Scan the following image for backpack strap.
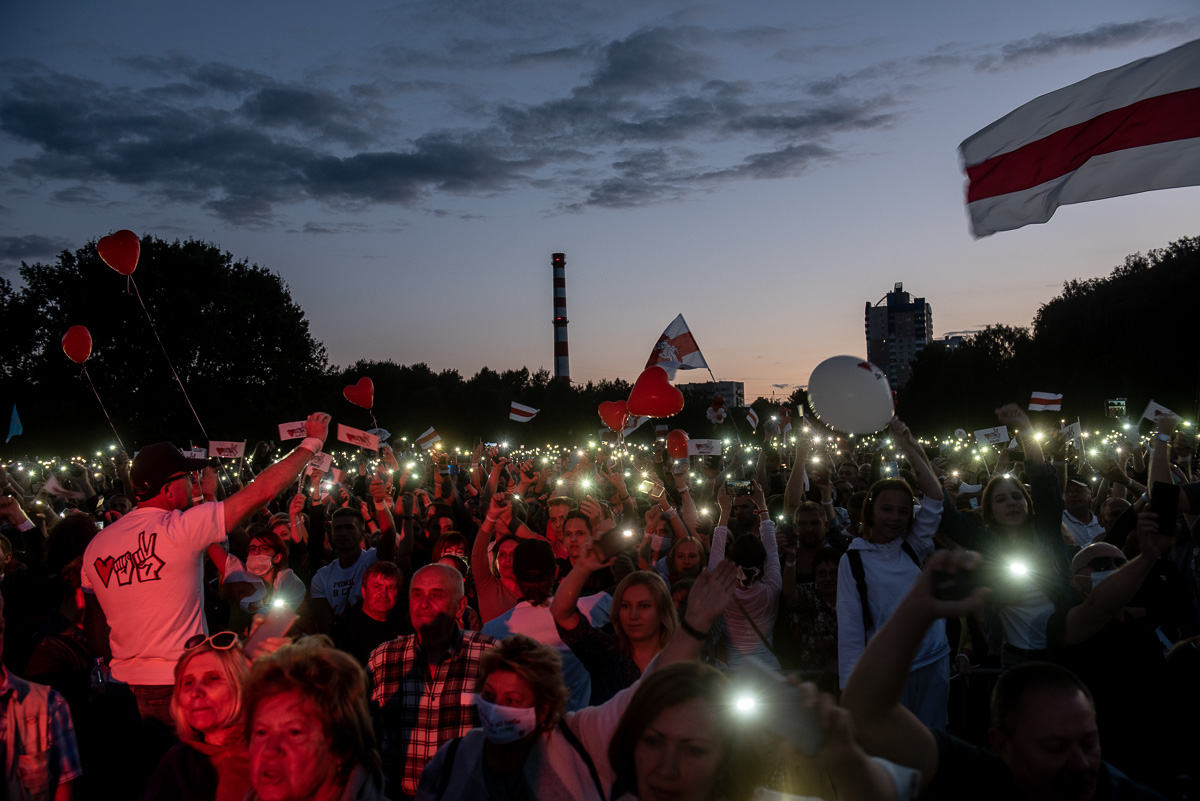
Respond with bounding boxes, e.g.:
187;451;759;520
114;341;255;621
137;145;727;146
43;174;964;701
848;550;874;633
900;541;921;567
435;737;462;801
558;718;606;801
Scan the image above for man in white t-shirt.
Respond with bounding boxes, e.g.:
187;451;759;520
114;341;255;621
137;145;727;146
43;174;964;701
82;412;330;796
310;502;398;634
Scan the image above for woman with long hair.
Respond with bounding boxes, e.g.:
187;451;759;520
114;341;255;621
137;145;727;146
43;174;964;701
939;403;1074;667
607;661;915;801
552;540;679;703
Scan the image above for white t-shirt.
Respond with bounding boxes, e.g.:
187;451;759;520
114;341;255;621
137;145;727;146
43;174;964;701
310;548;379;615
482;593;611;711
81;502;226;685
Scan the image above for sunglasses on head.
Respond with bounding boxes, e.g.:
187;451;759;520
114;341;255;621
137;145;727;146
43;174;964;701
1077;556;1127;574
185;631;239;651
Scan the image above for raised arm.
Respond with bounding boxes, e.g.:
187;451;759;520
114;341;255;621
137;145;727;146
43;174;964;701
996;403;1043;467
222;413;330;533
550;533;613;631
841;549;988;791
784;434;811;515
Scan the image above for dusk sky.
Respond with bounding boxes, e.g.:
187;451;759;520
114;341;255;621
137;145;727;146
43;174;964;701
3;1;1197;403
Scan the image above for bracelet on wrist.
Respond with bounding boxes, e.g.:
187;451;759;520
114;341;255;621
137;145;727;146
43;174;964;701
679;618;710;641
299;437;323;454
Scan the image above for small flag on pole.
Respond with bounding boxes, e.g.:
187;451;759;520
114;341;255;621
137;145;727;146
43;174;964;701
1028;392;1063;412
623;416;650;437
417;427;442;450
779;407;793;436
645;314;709;380
6;405;21;443
509;402;539;423
746;408;759;431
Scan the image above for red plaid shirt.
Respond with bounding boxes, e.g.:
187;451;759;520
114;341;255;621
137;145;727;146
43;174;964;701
367;628;498;797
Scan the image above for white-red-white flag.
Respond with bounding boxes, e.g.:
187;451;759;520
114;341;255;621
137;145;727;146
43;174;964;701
1028;392;1063;412
623;416;650;437
778;406;793;436
960;38;1200;237
509;402;539;423
746;408;759;431
416;427;441;450
645;314;709;380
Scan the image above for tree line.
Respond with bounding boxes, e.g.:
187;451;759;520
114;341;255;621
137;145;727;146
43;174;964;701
1;234;1195;453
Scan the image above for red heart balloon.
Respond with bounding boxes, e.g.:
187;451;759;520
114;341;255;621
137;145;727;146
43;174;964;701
96;230;140;276
666;429;690;460
598;400;629;433
62;325;93;364
343;377;374;410
627;366;684;418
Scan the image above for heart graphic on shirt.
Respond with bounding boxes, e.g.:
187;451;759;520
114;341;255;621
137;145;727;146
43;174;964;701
94;556;116;588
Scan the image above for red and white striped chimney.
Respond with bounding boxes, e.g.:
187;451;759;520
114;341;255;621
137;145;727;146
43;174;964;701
552;252;570;382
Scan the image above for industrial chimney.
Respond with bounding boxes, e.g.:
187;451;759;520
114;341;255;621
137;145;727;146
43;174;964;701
552;252;570;382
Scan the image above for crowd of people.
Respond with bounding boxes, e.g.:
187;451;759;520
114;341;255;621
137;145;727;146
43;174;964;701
0;401;1198;800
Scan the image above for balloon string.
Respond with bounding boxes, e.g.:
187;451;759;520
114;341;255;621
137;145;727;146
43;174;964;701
129;276;209;440
82;366;127;453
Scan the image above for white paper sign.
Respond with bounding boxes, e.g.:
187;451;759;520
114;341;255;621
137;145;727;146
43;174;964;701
278;421;308;440
181;447;207;460
974;426;1010;445
1141;400;1176;422
209;440;246;459
688;439;723;456
337;424;379;451
305;451;333;475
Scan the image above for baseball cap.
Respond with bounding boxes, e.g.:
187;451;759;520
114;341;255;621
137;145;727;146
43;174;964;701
512;539;556;583
131;443;208;501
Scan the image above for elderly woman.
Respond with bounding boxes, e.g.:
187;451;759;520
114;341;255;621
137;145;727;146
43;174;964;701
242;637;385;801
142;632;251;801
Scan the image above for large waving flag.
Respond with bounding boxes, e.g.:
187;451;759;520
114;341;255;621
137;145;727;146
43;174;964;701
6;405;20;443
960;38;1200;237
645;314;709;380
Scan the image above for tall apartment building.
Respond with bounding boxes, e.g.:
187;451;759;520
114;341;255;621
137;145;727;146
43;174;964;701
865;282;933;388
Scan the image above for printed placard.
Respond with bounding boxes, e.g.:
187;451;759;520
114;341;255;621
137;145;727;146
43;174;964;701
181;447;207;460
208;440;246;459
305;451;333;475
688;439;723;456
278;421;308;440
337;424;380;451
974;426;1010;445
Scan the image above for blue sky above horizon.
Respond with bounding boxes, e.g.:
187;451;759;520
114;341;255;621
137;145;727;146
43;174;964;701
2;0;1197;402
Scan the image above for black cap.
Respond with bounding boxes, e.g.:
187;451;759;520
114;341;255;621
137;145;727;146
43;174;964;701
131;443;208;501
512;539;556;583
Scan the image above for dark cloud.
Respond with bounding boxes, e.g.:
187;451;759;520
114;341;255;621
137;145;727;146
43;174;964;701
977;19;1181;71
49;185;107;205
0;234;72;272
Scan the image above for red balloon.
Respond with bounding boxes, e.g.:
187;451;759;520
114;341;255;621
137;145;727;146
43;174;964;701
62;325;93;364
666;429;690;460
598;400;629;433
627;366;684;418
96;230;140;276
343;377;374;410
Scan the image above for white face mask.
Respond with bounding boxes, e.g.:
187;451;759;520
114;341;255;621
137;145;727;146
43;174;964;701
1090;569;1118;588
246;555;275;576
475;695;539;744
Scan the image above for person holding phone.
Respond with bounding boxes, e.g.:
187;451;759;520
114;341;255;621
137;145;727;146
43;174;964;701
938;404;1075;669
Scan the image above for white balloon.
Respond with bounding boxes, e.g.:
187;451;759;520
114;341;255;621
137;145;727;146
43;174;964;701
807;356;894;434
